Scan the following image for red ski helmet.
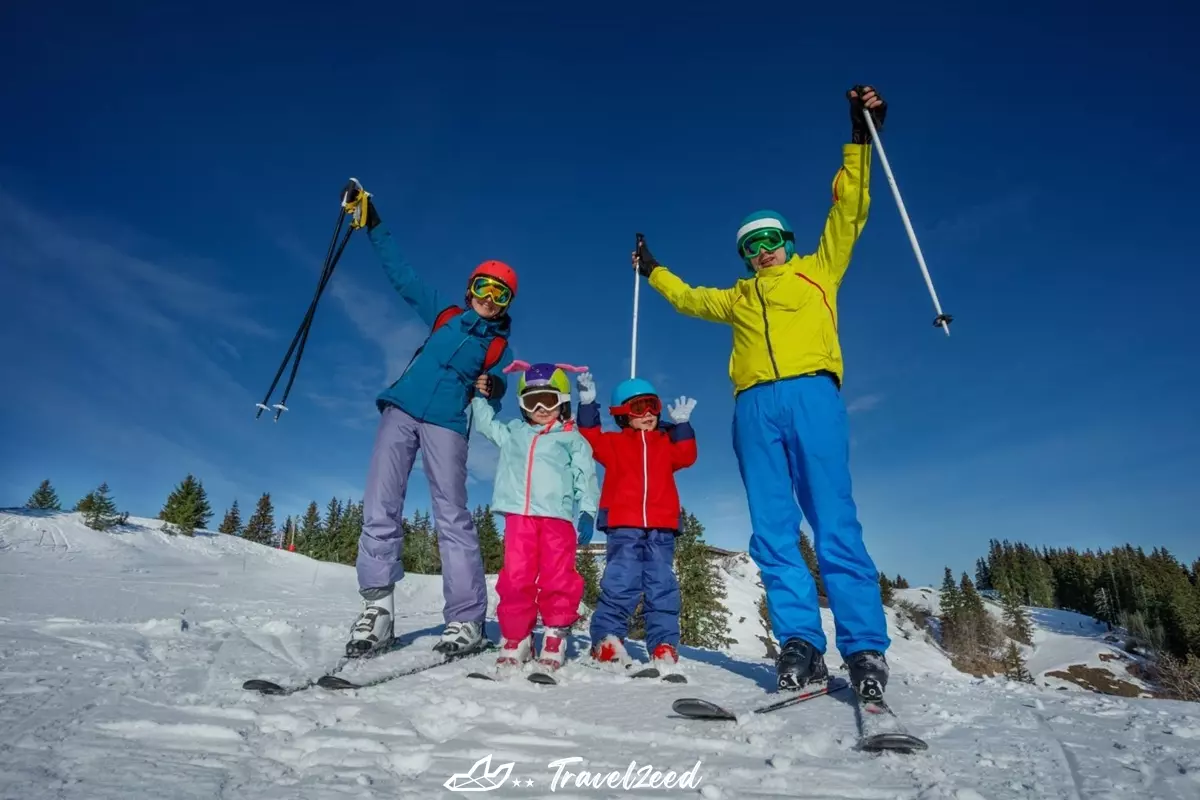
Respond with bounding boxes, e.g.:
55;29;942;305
469;260;518;299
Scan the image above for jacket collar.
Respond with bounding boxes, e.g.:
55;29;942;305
747;254;801;280
458;306;511;337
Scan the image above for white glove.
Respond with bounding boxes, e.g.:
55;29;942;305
577;372;597;404
667;396;696;423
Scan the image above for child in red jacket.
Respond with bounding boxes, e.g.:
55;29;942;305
575;372;697;670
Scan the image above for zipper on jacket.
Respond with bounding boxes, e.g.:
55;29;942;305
523;421;554;515
754;277;781;379
641;430;649;527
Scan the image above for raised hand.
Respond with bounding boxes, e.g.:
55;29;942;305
667;396;696;423
577;371;597;405
847;85;887;144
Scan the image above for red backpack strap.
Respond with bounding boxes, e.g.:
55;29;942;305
482;336;507;372
432;305;465;332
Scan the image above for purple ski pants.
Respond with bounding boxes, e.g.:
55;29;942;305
356;405;487;624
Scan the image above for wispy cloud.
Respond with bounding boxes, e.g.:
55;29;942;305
847;393;884;414
928;187;1038;251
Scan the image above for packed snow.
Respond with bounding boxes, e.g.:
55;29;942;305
1;510;1198;799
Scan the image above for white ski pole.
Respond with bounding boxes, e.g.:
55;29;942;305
631;233;644;378
862;109;953;336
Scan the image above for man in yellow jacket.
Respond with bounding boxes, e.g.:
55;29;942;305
635;86;891;704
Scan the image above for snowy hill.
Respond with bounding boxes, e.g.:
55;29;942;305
2;511;1199;799
893;587;1154;697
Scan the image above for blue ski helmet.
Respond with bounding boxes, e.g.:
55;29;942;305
610;377;659;407
737;209;795;270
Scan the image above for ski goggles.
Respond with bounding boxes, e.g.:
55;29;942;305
609;395;661;418
468;275;513;307
519;389;569;414
737;227;793;258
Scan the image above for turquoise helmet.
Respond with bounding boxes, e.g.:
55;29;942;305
610;378;658;407
737;209;795;270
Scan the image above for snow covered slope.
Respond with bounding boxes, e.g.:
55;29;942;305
894;587;1153;696
2;510;1199;799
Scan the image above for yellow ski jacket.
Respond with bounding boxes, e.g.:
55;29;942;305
648;143;872;394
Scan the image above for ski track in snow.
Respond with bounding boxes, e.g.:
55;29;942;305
1;511;1198;800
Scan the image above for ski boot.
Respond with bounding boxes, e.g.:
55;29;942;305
495;635;533;673
434;620;484;655
537;627;570;672
846;650;889;703
590;635;632;668
775;637;828;691
651;643;679;669
346;593;394;658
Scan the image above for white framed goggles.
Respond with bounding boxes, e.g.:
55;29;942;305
519;389;569;414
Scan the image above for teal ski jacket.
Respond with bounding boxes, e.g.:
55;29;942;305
469;397;599;523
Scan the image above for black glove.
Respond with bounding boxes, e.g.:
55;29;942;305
477;374;502;400
847;85;887;145
634;232;660;278
341;178;382;230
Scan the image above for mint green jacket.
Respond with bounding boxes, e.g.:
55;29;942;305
470;398;599;522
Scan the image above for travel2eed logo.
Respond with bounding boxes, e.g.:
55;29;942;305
443;754;705;792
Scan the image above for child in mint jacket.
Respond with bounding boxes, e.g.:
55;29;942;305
470;360;599;675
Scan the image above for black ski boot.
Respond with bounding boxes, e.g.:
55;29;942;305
775;637;828;691
846;650;889;703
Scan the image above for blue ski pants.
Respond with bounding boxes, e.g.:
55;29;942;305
589;528;680;650
733;374;889;657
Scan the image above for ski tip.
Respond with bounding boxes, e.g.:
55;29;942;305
317;675;359;691
466;672;498;681
856;733;929;755
671;698;736;721
242;679;286;695
661;673;688;684
528;672;557;685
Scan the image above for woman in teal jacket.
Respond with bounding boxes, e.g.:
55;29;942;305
469;361;599;674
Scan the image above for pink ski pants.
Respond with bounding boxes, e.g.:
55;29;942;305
496;514;583;641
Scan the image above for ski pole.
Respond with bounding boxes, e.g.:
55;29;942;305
861;110;953;336
256;180;372;420
631;233;643;378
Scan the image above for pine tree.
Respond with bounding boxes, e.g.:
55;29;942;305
975;557;992;591
1001;583;1034;645
1002;640;1033;683
218;500;243;535
84;482;123;531
675;510;734;649
278;515;295;549
332;500;364;564
879;573;895;607
756;587;778;659
242;493;276;545
403;511;437;574
574;547;601;631
474;505;504;573
940;567;962;623
894;574;911;589
159;474;212;533
164;490;201;536
799;530;826;601
26;479;61;510
297;502;322;553
74;492;97;515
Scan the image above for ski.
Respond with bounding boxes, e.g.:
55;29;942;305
671;677;851;721
854;698;928;754
317;641;497;691
242;637;408;696
528;671;557;685
629;666;688;683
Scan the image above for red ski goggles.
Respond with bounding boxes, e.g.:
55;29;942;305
468;275;513;307
609;395;661;418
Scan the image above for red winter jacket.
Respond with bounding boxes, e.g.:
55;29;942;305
577;402;697;532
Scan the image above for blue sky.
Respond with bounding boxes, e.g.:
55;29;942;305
2;1;1196;585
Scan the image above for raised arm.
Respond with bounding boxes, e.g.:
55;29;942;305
806;86;888;286
633;236;735;324
364;209;444;326
665;396;698;470
576;401;615;467
805;143;872;287
469;396;511;447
